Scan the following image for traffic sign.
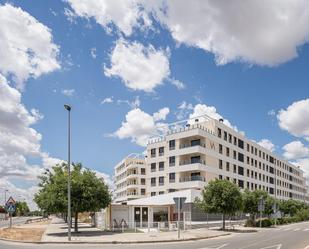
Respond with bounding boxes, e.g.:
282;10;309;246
5;196;16;213
173;197;186;211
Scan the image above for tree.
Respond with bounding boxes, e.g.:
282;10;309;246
279;199;307;217
35;162;111;232
196;179;243;230
14;201;30;216
243;189;273;224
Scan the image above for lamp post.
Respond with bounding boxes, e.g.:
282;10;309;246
4;189;8;219
64;104;71;241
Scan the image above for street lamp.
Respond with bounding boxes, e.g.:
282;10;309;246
4;189;8;219
64;104;71;241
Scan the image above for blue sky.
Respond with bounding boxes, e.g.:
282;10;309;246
0;0;308;209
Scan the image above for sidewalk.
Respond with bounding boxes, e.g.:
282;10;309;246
41;217;230;243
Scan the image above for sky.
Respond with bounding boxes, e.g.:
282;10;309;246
0;0;308;210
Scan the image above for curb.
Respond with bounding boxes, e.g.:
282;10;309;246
0;233;231;245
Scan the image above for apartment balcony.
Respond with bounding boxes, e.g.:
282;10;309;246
179;142;206;149
126;173;139;179
179;175;206;182
179;159;206;166
169;176;206;189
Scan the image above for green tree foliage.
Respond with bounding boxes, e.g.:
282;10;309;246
34;162;111;232
14;201;30;216
243;189;273;223
196;179;243;230
279;199;307;217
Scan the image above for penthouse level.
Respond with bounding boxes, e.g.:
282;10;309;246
146;117;308;202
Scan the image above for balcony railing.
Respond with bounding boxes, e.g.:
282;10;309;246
179;159;206;166
179;143;206;149
179;175;206;182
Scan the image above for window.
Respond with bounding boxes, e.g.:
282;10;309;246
141;189;146;195
219;144;223;154
238;152;244;162
159;147;164;156
151;177;156;186
238;180;244;189
219;175;223;179
226;147;230;157
238;139;244;149
159;191;164;195
233;150;237;159
169;156;175;166
151;163;156;172
141;178;146;185
169;140;175;150
159;162;164;171
234;137;237;145
247;144;250;152
219;159;223;169
159;176;164;186
141;168;146;175
191;156;201;164
269;166;274;174
191;139;201;146
238;166;244;176
226;162;230;171
217;128;222;138
151;192;156;196
233;164;237;173
224;131;227;141
151;148;156;158
169;173;175;183
228;134;232;143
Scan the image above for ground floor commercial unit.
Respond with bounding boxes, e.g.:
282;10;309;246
98;189;228;230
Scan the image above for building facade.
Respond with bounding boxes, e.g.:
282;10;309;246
114;154;147;203
146;117;308;202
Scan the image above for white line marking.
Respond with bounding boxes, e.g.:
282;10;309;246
303;228;309;231
198;244;229;249
260;244;282;249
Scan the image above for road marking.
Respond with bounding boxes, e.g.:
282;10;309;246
260;244;282;249
294;228;301;231
303;228;309;231
198;244;228;249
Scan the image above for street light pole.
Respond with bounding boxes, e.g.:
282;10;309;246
64;104;72;241
4;189;8;219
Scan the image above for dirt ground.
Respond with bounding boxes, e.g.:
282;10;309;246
0;219;50;242
0;227;45;241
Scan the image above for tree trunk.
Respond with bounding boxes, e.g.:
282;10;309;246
74;211;78;232
222;213;226;230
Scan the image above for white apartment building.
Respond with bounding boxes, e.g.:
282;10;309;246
114;154;147;203
146;116;308;202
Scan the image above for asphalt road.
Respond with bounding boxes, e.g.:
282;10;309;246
0;217;36;228
1;221;309;249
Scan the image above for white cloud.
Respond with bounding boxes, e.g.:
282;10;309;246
90;47;97;59
0;4;60;89
117;96;141;109
67;1;309;66
282;140;309;160
146;0;309;66
66;0;151;36
169;78;185;90
277;99;309;140
104;39;170;92
113;107;169;146
189;103;236;130
175;101;194;120
101;96;113;104
257;139;275;152
61;88;75;97
153;107;169;122
268;109;276;117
